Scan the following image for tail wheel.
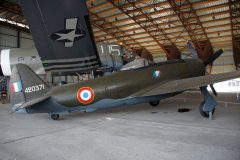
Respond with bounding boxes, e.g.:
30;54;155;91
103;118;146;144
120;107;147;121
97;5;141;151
199;101;215;118
51;114;60;120
149;100;160;107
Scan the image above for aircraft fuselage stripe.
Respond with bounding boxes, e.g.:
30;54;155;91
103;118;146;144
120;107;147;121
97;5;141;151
42;56;97;63
44;61;99;70
43;58;99;66
45;65;99;72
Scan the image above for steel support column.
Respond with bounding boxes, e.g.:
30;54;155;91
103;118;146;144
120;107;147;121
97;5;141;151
17;30;20;48
229;0;240;70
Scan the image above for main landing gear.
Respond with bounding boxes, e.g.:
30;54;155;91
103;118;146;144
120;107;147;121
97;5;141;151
149;100;160;107
51;114;60;120
199;86;217;119
199;101;215;118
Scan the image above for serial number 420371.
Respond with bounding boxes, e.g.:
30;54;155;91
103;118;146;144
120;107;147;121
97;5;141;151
25;84;45;93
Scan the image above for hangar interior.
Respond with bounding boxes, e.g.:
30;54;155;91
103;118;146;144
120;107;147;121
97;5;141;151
0;0;240;160
0;0;240;72
0;0;239;95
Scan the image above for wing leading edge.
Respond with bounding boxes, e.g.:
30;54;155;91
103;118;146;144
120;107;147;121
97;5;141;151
132;71;240;97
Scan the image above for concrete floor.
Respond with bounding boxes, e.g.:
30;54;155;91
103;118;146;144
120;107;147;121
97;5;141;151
0;92;240;160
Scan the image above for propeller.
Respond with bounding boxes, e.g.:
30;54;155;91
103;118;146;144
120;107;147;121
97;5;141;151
204;49;224;66
141;49;154;63
209;84;217;96
204;49;224;96
187;41;222;97
204;49;224;97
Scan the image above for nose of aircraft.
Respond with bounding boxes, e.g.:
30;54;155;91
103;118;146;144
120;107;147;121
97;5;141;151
0;49;11;76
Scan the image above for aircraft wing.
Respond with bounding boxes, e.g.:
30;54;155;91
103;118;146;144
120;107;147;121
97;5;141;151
132;71;240;97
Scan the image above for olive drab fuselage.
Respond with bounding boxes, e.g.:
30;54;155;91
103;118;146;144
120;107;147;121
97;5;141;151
50;59;205;107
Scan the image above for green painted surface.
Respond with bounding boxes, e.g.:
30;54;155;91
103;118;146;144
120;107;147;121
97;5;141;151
51;59;205;107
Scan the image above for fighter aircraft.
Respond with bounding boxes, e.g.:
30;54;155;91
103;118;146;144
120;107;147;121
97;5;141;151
7;0;240;120
10;48;240;120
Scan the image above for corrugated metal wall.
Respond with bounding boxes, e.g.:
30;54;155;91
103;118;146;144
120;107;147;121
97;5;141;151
212;50;235;74
20;32;34;48
0;26;34;50
0;27;18;49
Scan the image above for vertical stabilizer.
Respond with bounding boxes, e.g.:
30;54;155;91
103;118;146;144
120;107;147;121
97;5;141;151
19;0;100;74
10;64;50;111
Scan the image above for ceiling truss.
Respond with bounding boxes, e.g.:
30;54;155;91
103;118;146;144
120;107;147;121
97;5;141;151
108;0;181;59
90;11;144;51
0;0;236;61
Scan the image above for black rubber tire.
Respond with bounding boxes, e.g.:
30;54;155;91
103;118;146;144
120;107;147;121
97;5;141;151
199;101;215;118
149;100;160;107
51;114;60;120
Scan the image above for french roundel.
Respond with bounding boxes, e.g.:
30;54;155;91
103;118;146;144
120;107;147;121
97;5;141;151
77;87;95;104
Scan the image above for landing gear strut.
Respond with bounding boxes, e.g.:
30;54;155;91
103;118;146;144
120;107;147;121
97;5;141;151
199;101;215;118
199;87;217;119
149;100;160;107
51;114;60;120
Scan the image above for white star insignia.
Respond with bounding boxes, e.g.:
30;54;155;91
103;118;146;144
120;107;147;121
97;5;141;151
56;30;84;42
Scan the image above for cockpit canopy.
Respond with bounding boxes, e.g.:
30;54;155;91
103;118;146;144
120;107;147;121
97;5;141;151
120;58;149;71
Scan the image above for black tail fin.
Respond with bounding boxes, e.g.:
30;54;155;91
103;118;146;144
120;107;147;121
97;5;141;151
204;49;224;66
10;64;50;111
19;0;100;74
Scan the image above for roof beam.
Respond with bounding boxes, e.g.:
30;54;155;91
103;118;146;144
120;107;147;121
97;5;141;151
94;22;232;42
0;0;23;16
90;11;144;52
90;0;221;20
94;2;228;27
93;9;231;36
95;22;231;42
103;35;232;48
107;0;181;59
0;20;29;33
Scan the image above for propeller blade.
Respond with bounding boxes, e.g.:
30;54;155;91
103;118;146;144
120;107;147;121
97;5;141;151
204;49;224;66
141;49;153;62
210;84;217;96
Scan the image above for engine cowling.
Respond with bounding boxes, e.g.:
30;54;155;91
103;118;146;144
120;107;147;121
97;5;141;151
0;48;45;76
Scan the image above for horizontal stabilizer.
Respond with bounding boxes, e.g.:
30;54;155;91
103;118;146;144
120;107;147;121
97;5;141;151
14;96;50;111
10;64;50;111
